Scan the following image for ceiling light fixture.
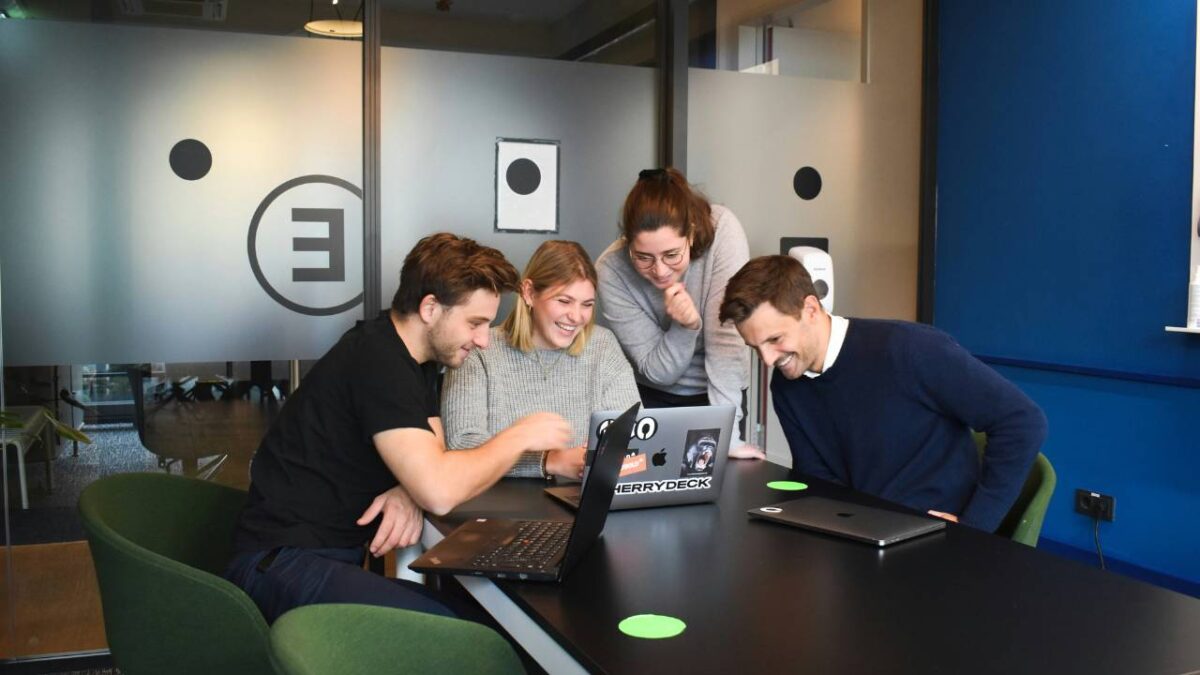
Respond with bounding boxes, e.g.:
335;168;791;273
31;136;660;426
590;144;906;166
304;0;363;39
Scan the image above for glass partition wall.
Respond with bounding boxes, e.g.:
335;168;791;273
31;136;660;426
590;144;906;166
0;0;662;667
0;6;361;665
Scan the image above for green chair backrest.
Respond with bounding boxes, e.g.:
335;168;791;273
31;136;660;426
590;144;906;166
972;432;1057;546
269;603;525;675
78;472;272;675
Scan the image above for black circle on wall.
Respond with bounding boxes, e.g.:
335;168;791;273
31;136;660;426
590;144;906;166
793;166;822;200
506;158;542;195
169;139;212;181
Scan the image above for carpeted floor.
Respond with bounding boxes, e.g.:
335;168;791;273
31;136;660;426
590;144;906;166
4;427;161;545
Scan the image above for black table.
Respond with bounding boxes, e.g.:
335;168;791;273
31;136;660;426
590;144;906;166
420;460;1200;675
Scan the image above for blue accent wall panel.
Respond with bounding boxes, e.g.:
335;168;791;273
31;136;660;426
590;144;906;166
936;0;1198;379
936;1;1200;586
995;366;1200;584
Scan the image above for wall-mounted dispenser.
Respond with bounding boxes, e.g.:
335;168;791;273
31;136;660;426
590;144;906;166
779;237;833;313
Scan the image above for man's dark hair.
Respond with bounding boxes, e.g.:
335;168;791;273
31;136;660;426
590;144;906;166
391;233;519;315
718;255;819;325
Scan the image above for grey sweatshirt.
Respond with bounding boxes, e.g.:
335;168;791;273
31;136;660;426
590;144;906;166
595;204;751;445
441;326;641;478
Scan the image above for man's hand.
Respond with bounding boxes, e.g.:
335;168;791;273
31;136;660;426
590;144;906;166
728;443;766;460
501;412;573;453
545;446;586;480
357;484;423;558
928;510;959;523
663;283;701;330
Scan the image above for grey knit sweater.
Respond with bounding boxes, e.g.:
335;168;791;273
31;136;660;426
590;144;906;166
595;204;751;445
441;326;641;478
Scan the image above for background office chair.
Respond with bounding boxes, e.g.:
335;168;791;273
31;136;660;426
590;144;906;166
269;603;525;675
79;472;272;675
973;431;1057;546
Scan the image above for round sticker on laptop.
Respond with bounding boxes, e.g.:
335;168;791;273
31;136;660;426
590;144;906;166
619;614;686;639
767;481;808;491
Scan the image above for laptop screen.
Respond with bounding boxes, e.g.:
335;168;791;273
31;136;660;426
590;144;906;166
559;402;639;572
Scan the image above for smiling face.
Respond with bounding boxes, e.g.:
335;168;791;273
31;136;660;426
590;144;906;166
428;288;500;368
524;278;595;350
734;298;826;380
628;226;691;289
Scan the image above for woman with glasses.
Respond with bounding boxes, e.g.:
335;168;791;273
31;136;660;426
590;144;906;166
442;240;640;480
596;168;764;459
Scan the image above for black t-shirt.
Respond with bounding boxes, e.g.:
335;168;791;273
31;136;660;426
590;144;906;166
232;312;440;552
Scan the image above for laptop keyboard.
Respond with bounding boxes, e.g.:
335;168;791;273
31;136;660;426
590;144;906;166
470;520;572;570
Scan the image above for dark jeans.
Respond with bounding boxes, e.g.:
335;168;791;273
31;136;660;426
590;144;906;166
224;546;461;624
638;384;748;439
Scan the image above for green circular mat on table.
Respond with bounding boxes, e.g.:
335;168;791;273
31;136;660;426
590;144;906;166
766;480;808;491
618;614;687;639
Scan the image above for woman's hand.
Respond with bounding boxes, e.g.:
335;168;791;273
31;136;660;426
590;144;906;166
728;443;766;460
663;283;702;330
545;446;587;481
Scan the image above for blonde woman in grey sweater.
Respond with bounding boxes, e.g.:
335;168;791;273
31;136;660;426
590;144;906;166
442;240;641;480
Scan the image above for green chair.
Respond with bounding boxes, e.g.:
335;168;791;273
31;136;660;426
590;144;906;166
973;431;1056;546
269;603;525;675
79;472;272;675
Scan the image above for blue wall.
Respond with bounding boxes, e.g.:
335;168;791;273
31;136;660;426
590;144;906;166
935;1;1200;585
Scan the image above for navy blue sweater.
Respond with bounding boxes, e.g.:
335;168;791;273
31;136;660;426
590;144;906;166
771;319;1047;531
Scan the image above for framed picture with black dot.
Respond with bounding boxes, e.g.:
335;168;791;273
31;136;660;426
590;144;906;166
495;138;560;233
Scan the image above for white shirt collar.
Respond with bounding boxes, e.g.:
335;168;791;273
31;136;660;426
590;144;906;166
804;315;848;378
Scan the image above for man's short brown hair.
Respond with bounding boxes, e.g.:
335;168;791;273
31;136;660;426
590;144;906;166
391;233;519;315
719;255;819;325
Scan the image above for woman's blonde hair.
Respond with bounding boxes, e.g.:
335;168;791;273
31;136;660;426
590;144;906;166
502;240;598;356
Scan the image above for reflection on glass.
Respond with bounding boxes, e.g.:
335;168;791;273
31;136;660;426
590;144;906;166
694;0;866;82
380;0;658;67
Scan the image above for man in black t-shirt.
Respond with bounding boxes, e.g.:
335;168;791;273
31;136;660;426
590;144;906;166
225;233;573;623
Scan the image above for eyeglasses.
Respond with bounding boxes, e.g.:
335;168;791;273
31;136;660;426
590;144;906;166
629;249;685;271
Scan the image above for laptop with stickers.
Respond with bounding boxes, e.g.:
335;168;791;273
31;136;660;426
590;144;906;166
408;403;639;582
545;405;736;511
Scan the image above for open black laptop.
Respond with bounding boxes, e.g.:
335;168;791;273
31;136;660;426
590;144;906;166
409;402;639;582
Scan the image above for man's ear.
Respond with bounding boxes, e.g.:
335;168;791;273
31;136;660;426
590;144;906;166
418;294;441;325
803;294;823;319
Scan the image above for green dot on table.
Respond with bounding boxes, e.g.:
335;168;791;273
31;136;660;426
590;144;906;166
767;480;808;491
618;614;686;639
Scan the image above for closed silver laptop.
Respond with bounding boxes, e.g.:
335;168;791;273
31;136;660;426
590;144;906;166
748;496;947;547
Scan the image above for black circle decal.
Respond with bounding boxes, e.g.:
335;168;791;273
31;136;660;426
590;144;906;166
814;279;829;299
506;158;541;195
170;139;212;181
793;166;822;200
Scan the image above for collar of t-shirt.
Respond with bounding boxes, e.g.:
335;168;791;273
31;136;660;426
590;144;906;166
804;315;849;379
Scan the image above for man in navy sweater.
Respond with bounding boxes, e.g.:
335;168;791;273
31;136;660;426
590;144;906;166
718;255;1046;531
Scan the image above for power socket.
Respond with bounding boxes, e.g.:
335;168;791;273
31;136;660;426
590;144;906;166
1075;488;1115;522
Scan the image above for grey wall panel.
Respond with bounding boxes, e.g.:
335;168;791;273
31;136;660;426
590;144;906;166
689;0;923;461
379;49;656;298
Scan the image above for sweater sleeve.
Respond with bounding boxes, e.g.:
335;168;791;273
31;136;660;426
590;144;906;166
701;208;752;445
771;377;842;483
907;329;1048;531
440;347;491;451
597;251;702;387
